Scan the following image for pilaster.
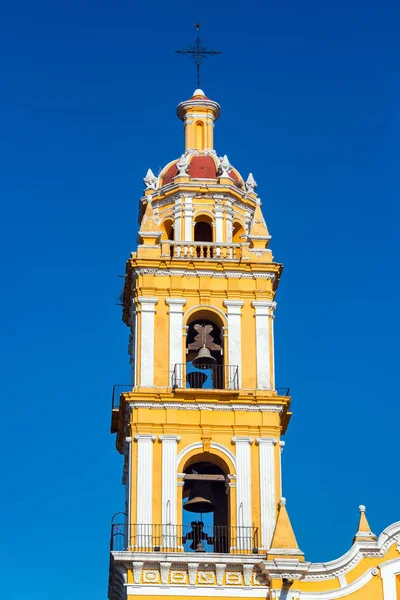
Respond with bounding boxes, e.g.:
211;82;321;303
251;300;276;390
257;437;277;549
165;299;187;382
224;300;244;387
137;297;158;387
232;436;253;547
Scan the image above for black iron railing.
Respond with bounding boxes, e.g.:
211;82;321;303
111;384;132;409
111;523;259;555
171;363;239;391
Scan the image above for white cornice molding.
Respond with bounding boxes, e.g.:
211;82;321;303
301;521;400;581
134;268;276;280
128;402;283;413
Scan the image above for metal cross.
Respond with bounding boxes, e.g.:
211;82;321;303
175;24;221;89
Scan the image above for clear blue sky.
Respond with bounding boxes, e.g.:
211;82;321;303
1;1;399;598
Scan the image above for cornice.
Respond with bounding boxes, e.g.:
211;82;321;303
128;401;284;413
134;267;277;280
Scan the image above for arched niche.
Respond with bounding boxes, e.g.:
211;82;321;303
194;214;213;243
232;221;245;243
185;309;224;390
181;452;230;553
161;218;174;241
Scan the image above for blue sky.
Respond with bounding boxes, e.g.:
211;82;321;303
1;0;399;598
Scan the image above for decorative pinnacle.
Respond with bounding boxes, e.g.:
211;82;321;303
245;173;257;192
175;23;221;89
143;168;157;190
219;154;231;177
279;497;287;507
359;505;366;513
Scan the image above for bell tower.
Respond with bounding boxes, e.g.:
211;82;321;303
108;88;400;600
109;89;292;598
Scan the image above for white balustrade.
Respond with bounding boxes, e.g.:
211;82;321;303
170;241;241;260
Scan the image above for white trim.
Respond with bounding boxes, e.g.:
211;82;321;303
176;441;236;471
183;304;227;326
215;205;224;243
252;301;276;390
224;301;244;388
257;437;277;549
134;435;156;538
232;437;253;539
135;267;276;280
381;557;400;599
300;568;378;599
183;196;193;241
165;298;186;380
125;586;268;597
137;297;158;386
160;435;181;541
129;401;283;413
302;521;400;580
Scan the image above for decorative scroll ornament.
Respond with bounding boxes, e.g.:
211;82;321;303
143;168;158;190
218;154;231;177
245;172;257;192
177;153;190;175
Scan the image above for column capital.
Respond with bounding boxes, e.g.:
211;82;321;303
224;299;244;315
256;437;278;446
165;298;187;313
137;297;158;312
232;436;254;445
251;300;277;316
159;434;181;442
134;434;156;442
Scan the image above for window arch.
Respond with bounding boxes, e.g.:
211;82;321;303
194;214;213;243
232;221;245;243
161;218;174;241
181;453;230;552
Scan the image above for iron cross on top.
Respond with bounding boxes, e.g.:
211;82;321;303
175;24;221;89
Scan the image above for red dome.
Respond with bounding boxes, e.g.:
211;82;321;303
188;155;217;179
159;154;244;188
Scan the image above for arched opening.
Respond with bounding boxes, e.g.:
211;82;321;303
195;121;204;150
182;457;229;553
161;219;174;241
194;215;213;243
185;314;224;389
232;221;245;243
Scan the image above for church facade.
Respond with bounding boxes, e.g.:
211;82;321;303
108;89;400;600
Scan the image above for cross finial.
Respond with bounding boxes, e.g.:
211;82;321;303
175;24;221;89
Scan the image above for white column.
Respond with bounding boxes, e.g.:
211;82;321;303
223;300;244;388
226;201;233;243
279;441;285;498
135;434;156;546
232;436;253;549
183;196;193;241
215;204;224;242
257;437;277;549
251;300;276;390
165;299;186;385
160;434;181;546
124;436;132;523
173;197;183;241
138;297;158;387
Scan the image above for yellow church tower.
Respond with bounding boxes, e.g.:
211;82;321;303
109;89;400;600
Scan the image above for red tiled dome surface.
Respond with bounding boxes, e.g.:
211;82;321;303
188;155;217;179
160;162;178;185
159;155;243;187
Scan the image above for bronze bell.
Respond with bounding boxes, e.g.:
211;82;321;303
192;345;217;368
184;482;214;514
